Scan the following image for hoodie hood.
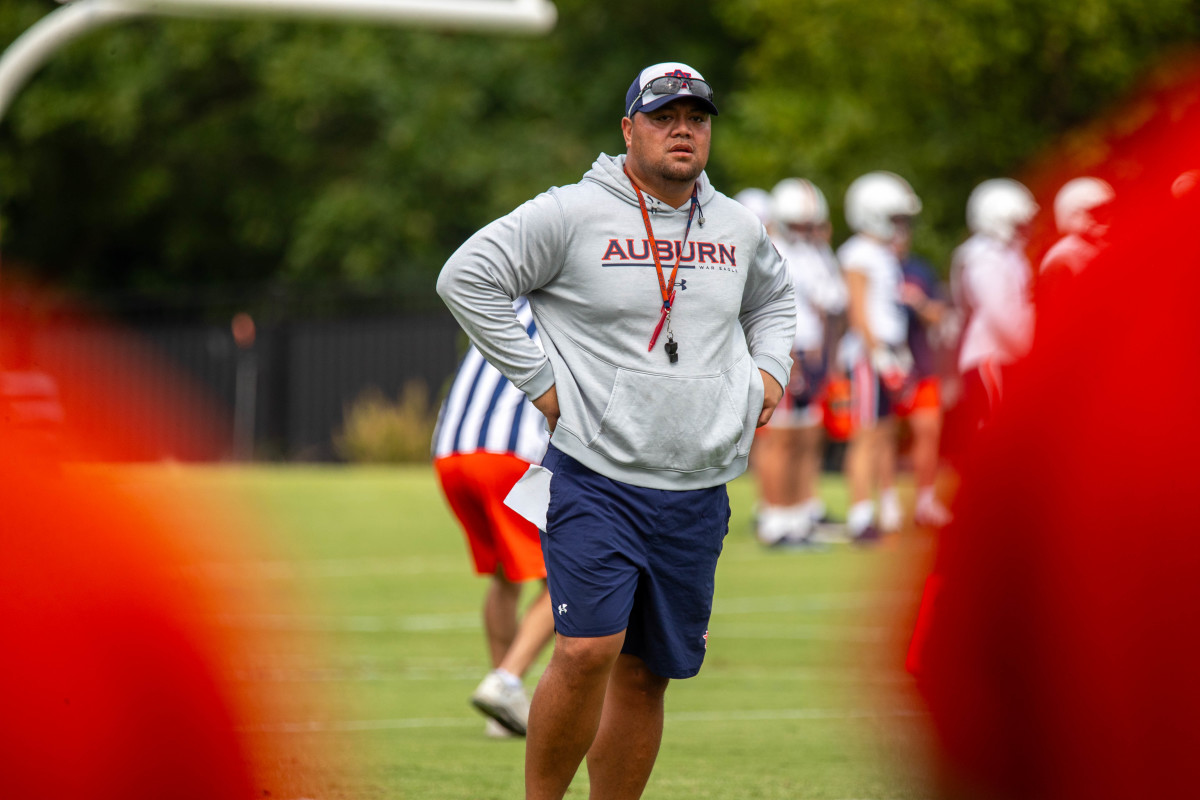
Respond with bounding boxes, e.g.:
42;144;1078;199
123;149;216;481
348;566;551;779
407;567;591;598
583;153;717;213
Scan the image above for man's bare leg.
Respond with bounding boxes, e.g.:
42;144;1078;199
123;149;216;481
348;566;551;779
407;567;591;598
753;427;800;505
498;583;555;680
525;631;625;800
909;407;942;493
484;570;521;667
586;653;670;800
910;407;952;525
753;427;806;544
795;423;823;505
845;423;876;508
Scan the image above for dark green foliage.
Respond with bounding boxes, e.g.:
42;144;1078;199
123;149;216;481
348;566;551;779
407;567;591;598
0;0;1195;311
714;0;1200;264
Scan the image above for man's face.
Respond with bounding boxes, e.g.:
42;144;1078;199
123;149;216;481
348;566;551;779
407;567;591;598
621;98;711;186
889;215;914;255
785;222;816;243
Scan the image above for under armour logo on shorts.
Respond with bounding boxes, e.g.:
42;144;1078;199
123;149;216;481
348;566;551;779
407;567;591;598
557;603;568;615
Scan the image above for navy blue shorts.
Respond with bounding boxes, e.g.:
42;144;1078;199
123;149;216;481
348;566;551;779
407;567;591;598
786;349;829;410
539;445;731;679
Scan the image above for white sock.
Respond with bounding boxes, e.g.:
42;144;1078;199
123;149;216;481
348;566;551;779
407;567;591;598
493;668;522;689
803;497;827;521
757;505;789;544
879;488;903;532
880;487;900;512
916;487;937;508
847;500;875;535
783;504;815;538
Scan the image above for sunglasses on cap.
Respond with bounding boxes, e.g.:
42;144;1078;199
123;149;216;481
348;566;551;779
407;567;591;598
628;75;715;117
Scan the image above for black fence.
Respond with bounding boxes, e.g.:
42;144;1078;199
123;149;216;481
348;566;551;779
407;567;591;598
4;310;467;461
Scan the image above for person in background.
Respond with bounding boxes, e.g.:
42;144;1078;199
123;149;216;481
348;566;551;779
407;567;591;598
950;179;1038;437
752;177;846;547
837;171;922;543
733;186;773;229
883;225;954;530
431;296;554;738
1037;176;1115;320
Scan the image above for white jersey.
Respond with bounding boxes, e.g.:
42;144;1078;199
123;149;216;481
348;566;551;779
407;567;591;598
1040;233;1101;277
836;234;907;366
953;234;1035;373
432;298;549;464
773;236;846;352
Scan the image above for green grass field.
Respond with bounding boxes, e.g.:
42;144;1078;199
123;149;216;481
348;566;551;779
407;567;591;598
112;465;941;800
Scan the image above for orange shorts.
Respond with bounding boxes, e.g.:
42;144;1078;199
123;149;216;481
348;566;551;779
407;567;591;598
895;376;942;418
434;452;547;582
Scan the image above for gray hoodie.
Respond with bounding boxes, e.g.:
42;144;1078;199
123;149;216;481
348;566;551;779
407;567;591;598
437;153;795;490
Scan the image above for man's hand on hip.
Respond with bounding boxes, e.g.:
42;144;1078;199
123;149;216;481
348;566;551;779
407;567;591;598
533;385;560;433
757;370;783;428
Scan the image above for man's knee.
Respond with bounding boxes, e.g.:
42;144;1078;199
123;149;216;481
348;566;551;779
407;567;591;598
551;631;626;680
491;566;520;590
612;654;670;699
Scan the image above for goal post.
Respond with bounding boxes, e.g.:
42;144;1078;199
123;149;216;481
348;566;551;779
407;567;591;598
112;0;557;31
0;0;557;124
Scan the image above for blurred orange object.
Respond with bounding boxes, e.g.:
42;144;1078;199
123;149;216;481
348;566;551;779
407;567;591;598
820;375;853;442
0;292;302;799
0;451;257;799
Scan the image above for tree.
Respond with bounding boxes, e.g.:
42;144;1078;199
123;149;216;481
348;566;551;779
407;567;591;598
0;0;741;315
2;0;1195;303
714;0;1200;266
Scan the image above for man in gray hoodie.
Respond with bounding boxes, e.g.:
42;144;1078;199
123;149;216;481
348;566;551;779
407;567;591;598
437;61;795;800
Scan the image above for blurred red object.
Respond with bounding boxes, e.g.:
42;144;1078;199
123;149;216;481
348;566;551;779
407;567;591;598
910;58;1200;800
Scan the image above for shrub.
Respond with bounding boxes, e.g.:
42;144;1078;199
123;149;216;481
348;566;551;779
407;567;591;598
335;381;436;463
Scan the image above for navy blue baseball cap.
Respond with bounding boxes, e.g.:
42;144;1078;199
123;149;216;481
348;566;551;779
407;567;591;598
625;62;719;118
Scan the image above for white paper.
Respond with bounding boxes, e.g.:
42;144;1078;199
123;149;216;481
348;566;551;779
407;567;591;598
504;464;553;531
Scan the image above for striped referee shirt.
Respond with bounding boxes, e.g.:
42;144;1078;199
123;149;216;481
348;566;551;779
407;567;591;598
432;297;549;465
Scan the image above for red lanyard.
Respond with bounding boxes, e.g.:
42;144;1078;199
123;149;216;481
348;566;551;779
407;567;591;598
627;171;700;355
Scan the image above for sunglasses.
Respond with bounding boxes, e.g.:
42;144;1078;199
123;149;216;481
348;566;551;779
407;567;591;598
629;76;715;116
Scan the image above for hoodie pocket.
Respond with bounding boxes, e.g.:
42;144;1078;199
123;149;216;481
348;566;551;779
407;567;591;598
589;356;760;473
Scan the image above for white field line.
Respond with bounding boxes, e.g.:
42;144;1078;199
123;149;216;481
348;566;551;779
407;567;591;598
228;658;907;684
213;612;479;632
230;667;484;682
211;588;911;637
190;557;461;581
712;590;915;614
242;706;925;733
214;612;897;642
715;625;895;644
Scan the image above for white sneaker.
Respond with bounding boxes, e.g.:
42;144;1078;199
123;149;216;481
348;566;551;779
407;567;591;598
755;505;790;546
470;671;529;736
914;496;953;528
879;494;903;533
484;718;516;739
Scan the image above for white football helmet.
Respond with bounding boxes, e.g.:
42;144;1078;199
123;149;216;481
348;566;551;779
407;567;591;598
844;171;922;240
966;178;1039;244
734;187;772;227
1054;177;1114;236
770;178;829;226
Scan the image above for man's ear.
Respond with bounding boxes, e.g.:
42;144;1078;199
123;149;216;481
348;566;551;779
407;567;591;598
621;116;633;149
